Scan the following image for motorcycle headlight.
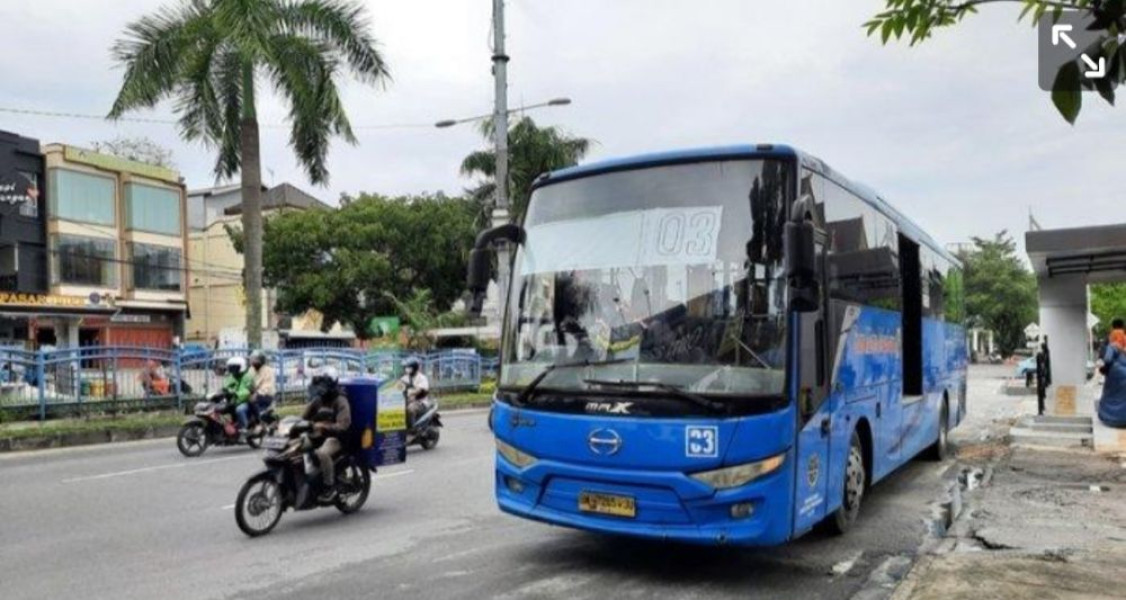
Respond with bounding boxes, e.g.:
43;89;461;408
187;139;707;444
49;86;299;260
689;453;786;490
496;439;537;468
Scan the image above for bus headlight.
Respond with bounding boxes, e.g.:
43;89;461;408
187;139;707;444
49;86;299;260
689;453;786;489
496;439;537;468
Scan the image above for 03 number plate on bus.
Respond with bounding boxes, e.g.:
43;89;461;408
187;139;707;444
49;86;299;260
578;491;636;518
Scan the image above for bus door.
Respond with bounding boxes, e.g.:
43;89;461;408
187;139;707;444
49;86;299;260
793;239;831;534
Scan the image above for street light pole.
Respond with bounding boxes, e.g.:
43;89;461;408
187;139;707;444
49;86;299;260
491;0;511;308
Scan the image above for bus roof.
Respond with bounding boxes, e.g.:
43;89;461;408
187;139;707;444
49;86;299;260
537;144;958;266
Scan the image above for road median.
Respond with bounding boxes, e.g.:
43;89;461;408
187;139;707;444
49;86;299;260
0;392;492;453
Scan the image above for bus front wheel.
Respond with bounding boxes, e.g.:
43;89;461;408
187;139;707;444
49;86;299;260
924;400;950;462
826;430;866;535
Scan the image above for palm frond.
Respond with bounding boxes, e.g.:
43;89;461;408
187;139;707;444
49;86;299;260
460;150;496;178
264;33;353;183
212;47;244;178
109;0;211;117
277;0;390;84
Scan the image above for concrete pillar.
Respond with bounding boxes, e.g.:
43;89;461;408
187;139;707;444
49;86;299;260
1037;274;1093;416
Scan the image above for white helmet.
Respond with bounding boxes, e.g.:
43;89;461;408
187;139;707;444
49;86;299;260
226;356;247;375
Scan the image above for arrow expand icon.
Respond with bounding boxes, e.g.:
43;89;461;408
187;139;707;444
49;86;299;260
1052;24;1077;49
1082;54;1106;78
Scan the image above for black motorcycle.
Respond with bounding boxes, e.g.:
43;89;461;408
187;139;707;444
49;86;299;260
234;414;371;537
176;392;277;457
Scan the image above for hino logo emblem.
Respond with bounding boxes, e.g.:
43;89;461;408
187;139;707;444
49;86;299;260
588;428;623;456
584;401;634;415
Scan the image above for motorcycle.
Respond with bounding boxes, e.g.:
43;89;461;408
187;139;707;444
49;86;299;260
234;414;371;537
406;396;442;450
176;392;277;457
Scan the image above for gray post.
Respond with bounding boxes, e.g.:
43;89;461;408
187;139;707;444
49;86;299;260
492;0;511;306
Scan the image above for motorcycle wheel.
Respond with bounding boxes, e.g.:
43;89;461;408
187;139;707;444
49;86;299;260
176;422;209;457
235;474;284;537
246;428;266;450
334;461;371;514
420;428;440;450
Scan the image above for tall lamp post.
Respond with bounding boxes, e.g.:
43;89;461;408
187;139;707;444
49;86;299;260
436;95;572;313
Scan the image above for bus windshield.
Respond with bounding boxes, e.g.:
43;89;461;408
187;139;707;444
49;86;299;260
502;159;794;398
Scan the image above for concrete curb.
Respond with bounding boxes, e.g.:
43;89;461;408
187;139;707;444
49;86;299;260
0;402;493;454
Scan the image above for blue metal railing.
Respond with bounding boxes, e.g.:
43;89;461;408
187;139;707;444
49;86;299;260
0;346;496;419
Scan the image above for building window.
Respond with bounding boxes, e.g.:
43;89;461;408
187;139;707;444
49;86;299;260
0;245;15;291
130;243;182;291
815;174;901;311
55;235;117;287
49;169;116;225
16;170;39;218
126;183;181;235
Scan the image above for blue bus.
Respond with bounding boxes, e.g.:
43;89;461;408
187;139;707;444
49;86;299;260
467;144;967;545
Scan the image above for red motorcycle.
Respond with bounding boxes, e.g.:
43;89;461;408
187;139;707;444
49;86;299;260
176;392;276;457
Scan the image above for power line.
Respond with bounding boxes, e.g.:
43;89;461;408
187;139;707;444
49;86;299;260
55;219;246;277
0;105;433;131
15;244;243;281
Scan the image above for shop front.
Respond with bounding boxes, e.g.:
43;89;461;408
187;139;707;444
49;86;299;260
0;131;49;347
0;291;183;351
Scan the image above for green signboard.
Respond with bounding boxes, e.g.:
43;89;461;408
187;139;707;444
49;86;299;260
369;316;401;348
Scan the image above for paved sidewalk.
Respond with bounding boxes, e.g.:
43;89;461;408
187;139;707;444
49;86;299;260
891;365;1126;600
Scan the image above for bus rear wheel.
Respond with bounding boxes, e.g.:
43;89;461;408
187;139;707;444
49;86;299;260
826;430;866;535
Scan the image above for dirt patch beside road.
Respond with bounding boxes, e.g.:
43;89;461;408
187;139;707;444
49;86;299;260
897;548;1126;600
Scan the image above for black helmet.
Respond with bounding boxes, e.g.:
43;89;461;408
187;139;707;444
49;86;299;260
403;356;421;372
308;366;340;402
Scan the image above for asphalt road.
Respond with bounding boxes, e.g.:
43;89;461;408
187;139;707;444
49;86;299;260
0;399;970;600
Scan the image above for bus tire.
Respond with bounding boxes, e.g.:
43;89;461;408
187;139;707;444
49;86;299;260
825;430;866;536
924;399;950;462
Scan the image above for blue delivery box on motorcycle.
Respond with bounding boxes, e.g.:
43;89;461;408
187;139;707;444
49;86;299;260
341;377;407;469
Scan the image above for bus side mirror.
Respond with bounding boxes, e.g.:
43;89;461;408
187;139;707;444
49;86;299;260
467;249;492;313
785;221;819;312
466;223;526;317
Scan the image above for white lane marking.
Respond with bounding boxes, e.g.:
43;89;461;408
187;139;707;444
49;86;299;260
831;551;863;576
374;469;414;480
220;503;236;510
62;455;246;483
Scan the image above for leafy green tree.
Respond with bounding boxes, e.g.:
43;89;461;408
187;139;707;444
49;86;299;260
1091;282;1126;339
957;231;1039;356
383;289;467;351
108;0;390;347
865;1;1126;123
460;116;592;221
252;193;478;338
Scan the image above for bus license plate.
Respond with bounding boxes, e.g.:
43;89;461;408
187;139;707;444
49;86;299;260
578;492;636;518
263;436;288;450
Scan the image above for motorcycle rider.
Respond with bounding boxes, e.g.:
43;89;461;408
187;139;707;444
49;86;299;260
400;356;431;426
224;356;255;437
303;367;352;501
248;350;276;433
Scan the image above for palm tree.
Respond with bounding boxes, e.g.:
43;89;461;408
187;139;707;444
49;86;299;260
108;0;389;347
460;116;592;222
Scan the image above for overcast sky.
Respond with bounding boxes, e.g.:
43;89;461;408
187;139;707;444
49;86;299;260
1;0;1121;252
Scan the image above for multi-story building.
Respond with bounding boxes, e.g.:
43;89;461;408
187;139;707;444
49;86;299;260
0;130;49;345
185;183;330;346
34;143;189;348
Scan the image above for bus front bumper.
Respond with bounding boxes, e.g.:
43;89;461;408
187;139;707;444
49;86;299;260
495;455;795;547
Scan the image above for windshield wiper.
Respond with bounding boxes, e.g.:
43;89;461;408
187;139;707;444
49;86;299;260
582;379;726;413
514;357;634;406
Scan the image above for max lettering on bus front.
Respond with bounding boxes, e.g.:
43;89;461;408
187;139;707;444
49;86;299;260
685;425;718;458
